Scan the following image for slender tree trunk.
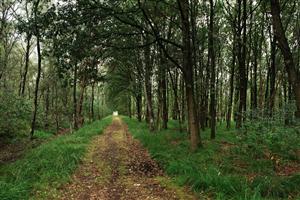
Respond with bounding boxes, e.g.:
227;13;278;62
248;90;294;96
180;75;185;123
54;84;60;133
73;64;78;130
30;1;42;139
21;33;32;96
169;70;180;120
77;82;86;127
208;0;216;139
136;66;143;122
252;30;258;111
178;0;201;150
227;36;236;129
236;0;247;128
144;37;155;131
269;34;276;115
161;59;168;129
136;94;142;122
44;85;50;129
128;96;132;118
91;82;95;121
283;80;287;103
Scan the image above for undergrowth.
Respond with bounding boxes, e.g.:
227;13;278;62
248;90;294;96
123;116;300;200
0;116;112;200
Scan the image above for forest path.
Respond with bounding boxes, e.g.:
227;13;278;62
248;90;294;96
58;117;196;200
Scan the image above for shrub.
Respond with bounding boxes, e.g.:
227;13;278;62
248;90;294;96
0;90;31;138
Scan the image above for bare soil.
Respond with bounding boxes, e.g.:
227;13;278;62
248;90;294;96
58;117;196;200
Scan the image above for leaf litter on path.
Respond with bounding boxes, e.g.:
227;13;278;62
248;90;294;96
57;117;197;200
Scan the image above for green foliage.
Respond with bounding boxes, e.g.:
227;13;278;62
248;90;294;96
105;61;140;115
241;107;300;161
33;130;54;140
0;90;31;138
123;116;300;199
0;116;112;200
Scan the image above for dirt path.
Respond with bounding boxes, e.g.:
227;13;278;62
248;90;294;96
58;117;196;200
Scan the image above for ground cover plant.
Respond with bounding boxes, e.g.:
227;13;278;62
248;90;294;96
0;117;112;200
123;116;300;199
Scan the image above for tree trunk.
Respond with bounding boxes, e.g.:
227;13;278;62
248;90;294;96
251;30;258;111
91;82;95;121
73;64;78;130
180;75;185;123
77;82;86;127
236;0;247;128
144;36;155;131
44;85;50;130
208;0;216;139
269;34;276;116
136;65;143;122
227;36;236;129
21;33;32;96
30;0;42;139
136;93;142;122
178;0;201;150
169;70;180;120
128;96;132;118
161;59;168;129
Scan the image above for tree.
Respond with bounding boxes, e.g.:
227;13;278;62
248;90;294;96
208;0;216;139
270;0;300;118
30;0;42;139
178;0;201;150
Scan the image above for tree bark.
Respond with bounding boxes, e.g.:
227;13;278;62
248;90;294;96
77;82;86;127
73;63;78;130
169;69;180;120
208;0;216;139
144;36;155;131
160;55;168;129
269;34;276;115
251;25;258;111
227;35;236;129
44;85;50;129
178;0;201;150
136;93;142;122
30;0;41;139
236;0;247;128
21;33;32;96
91;82;95;121
136;65;143;122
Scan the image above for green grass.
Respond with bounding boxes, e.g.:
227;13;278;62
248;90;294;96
123;116;300;200
0;116;112;200
1;131;53;146
33;130;54;140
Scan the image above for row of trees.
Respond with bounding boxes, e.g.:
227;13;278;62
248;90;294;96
103;0;300;150
1;0;299;151
0;0;110;139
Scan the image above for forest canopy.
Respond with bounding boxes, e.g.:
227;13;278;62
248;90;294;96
0;0;299;147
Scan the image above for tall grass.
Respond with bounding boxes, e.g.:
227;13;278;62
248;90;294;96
123;116;300;199
0;116;112;200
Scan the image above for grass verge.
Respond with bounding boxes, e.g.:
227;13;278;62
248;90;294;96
0;116;112;200
122;116;300;200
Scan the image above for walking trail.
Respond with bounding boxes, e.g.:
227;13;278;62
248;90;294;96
58;117;196;200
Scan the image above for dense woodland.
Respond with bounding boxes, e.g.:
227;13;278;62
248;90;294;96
1;0;299;147
1;0;300;199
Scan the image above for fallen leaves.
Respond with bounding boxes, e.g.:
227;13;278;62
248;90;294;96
57;117;196;200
